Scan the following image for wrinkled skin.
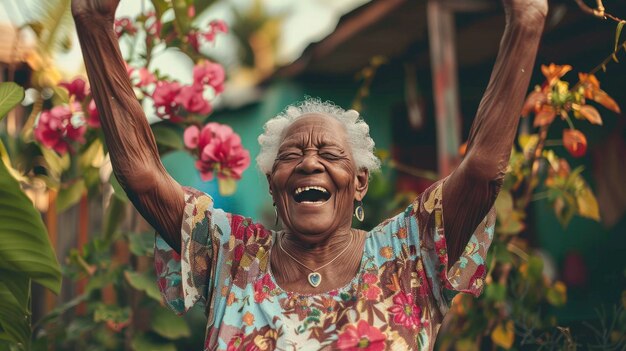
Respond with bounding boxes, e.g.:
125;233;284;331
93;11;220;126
268;114;368;243
267;114;369;293
71;0;548;294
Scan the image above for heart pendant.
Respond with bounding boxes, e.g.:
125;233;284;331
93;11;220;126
308;272;322;288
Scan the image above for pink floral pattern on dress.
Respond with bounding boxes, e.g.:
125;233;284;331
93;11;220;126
154;178;496;350
336;320;386;350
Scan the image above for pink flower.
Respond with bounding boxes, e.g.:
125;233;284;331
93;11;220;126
362;273;382;301
59;78;89;102
202;20;228;42
174;85;212;115
226;332;243;351
184;123;250;181
469;264;486;287
210;20;228;34
184;125;201;148
152;81;183;121
233;244;245;261
253;274;276;303
87;99;100;128
34;103;86;155
187;31;201;52
114;17;137;38
193;61;225;94
387;292;422;330
129;67;157;88
336;320;385;350
145;11;162;37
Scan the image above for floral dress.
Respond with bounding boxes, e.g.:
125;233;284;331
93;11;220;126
154;178;495;350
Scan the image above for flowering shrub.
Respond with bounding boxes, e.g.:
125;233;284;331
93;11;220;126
21;4;253;350
522;63;620;158
34;13;246;193
438;63;621;349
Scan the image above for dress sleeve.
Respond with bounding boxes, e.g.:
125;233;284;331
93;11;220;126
411;177;496;314
153;186;226;315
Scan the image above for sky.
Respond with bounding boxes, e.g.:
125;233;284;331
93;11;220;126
0;0;369;80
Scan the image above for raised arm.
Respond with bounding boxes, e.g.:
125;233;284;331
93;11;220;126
442;0;547;264
72;0;184;252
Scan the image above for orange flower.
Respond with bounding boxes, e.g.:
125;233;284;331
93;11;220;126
563;129;587;158
226;292;237;306
243;311;255;326
541;63;572;85
380;246;394;259
533;105;557;127
578;73;621;114
521;90;547;117
396;227;407;239
576;104;602;125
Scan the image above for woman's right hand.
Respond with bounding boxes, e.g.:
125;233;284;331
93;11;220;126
71;0;120;22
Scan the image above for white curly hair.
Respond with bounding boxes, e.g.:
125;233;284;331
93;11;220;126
256;98;381;175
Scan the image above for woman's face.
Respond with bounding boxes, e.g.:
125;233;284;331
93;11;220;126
267;113;368;244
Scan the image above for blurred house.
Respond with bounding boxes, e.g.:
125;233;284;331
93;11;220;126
0;22;35;83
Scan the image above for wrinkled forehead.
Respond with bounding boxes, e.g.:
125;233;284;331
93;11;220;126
280;113;349;148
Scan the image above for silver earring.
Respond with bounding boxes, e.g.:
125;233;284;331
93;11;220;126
273;203;279;226
354;201;365;222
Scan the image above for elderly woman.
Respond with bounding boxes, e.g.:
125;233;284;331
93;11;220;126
72;0;547;349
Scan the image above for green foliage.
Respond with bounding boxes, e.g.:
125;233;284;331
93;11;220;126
151;308;191;339
0;83;61;349
0;83;25;119
124;271;162;303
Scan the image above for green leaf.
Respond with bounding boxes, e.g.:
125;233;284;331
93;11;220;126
56;179;86;213
615;21;625;52
128;232;155;257
131;333;176;351
0;273;29;312
150;0;171;18
34;293;87;330
0;83;25;120
495;191;525;236
93;304;131;325
546;281;567;306
527;255;544;282
152;125;184;150
109;174;129;202
40;147;70;179
193;0;219;16
151;307;190;339
103;195;127;241
79;139;104;170
485;283;506;301
0;156;61;294
0;283;30;349
576;181;600;221
124;270;162;302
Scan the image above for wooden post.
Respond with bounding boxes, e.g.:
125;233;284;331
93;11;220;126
44;190;58;313
76;192;89;315
427;0;462;177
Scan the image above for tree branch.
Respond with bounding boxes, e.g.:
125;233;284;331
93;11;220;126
574;0;624;23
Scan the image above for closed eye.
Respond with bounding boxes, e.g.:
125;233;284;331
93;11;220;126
277;152;302;161
320;152;342;160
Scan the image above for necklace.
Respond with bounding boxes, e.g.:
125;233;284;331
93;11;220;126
278;231;354;288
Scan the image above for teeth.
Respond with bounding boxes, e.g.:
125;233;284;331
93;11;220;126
294;186;328;195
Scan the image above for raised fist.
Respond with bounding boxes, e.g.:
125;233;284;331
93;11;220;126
71;0;120;22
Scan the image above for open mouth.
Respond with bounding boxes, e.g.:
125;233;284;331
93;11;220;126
293;186;331;204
